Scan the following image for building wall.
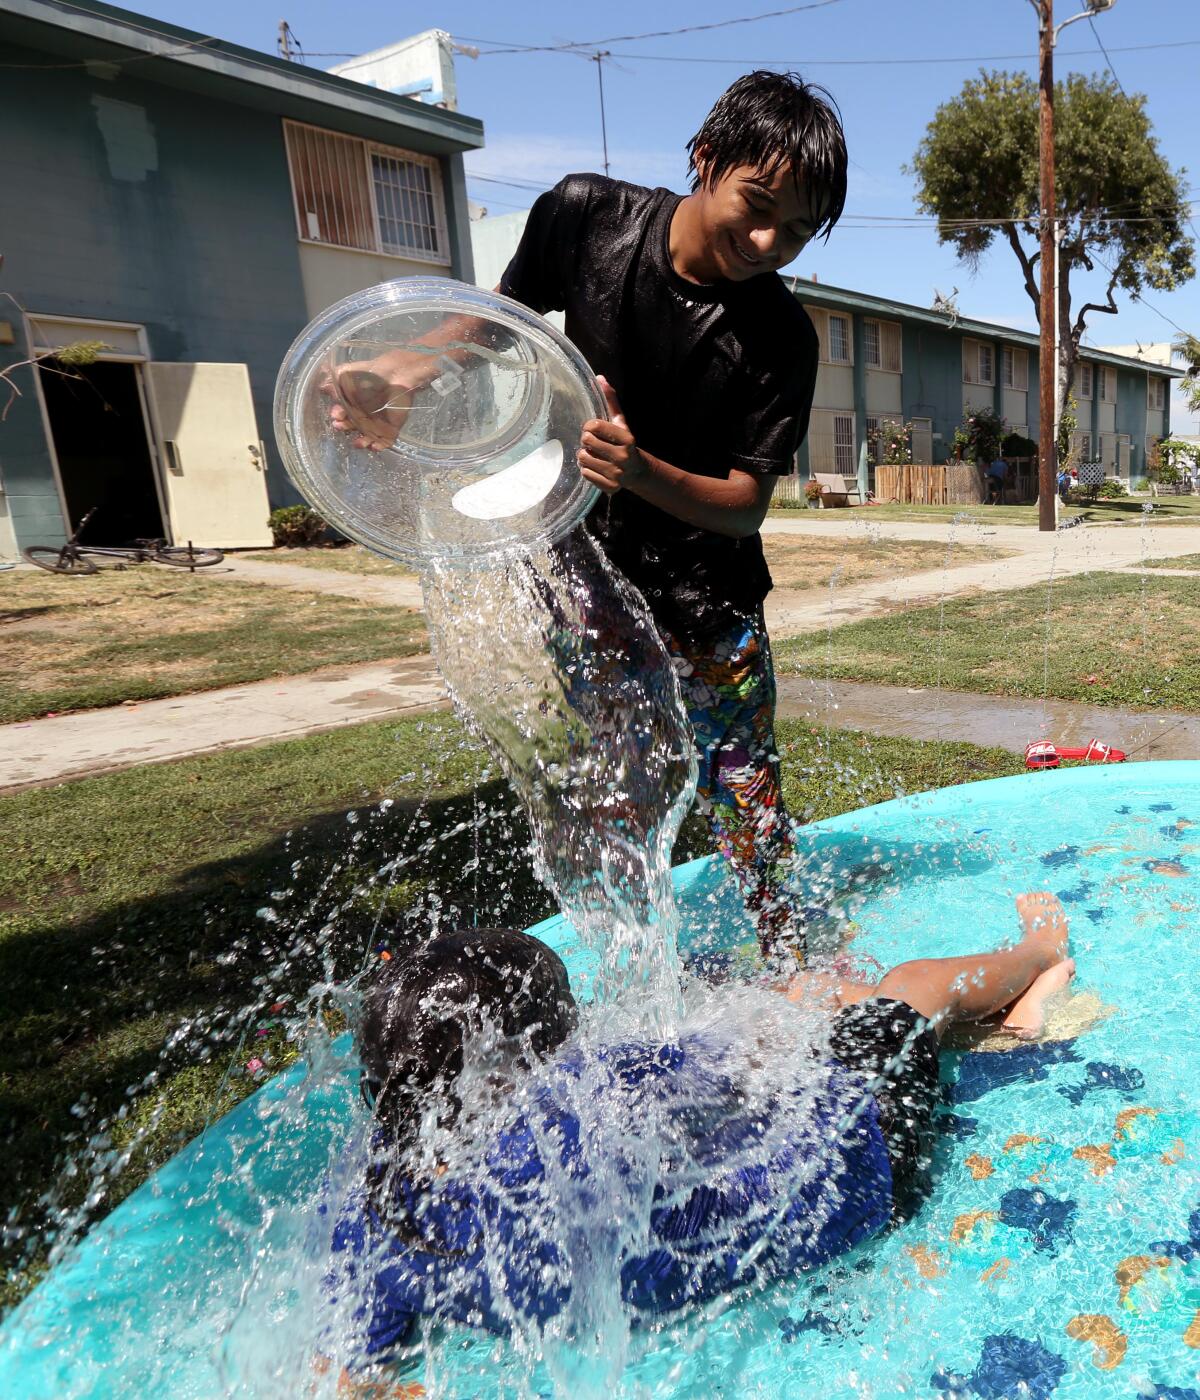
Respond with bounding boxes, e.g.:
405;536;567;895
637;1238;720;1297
863;368;901;415
812;364;854;412
900;323;963;464
296;244;439;319
470;211;530;292
0;41;473;553
470;210;561;329
1001;388;1028;431
0;44;314;548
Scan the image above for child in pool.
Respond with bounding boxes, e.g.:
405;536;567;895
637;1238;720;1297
322;894;1071;1384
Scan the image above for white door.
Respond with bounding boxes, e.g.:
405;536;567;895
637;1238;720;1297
144;362;273;548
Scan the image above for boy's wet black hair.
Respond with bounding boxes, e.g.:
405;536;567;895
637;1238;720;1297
358;928;577;1152
685;71;848;240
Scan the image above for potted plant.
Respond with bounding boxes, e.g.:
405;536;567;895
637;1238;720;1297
804;479;823;509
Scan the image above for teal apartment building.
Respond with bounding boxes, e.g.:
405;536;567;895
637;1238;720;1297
792;279;1179;492
0;0;483;557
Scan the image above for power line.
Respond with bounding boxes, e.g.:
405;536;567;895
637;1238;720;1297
464;171;1200;229
465;173;552;192
449;36;1200;66
456;1;846;57
1088;249;1198;345
7;24;1197;72
1087;14;1127;97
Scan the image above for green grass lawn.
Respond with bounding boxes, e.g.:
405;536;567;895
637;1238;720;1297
0;568;426;722
244;544;416;577
1144;554;1200;569
776;570;1200;711
770;496;1200;528
0;712;1023;1304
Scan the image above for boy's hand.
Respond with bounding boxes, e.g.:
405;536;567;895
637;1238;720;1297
578;377;648;495
322;350;436;452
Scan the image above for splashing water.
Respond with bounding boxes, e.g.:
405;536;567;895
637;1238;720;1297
421;529;697;1020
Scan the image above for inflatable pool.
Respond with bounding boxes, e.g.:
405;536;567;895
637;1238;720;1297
3;762;1200;1398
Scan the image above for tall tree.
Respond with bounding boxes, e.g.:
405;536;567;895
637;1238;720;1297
910;72;1193;421
1175;333;1200;418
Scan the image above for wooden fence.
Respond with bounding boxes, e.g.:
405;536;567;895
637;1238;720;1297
777;456;1039;507
873;463;986;505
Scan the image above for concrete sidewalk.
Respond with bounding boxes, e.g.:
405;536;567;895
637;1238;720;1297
4;661;1197;793
203;553;425;609
763;516;1200;636
0;655;447;792
207;523;1200;644
776;676;1200;761
6;519;1200;792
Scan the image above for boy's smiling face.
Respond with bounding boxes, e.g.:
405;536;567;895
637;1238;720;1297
691;154;825;283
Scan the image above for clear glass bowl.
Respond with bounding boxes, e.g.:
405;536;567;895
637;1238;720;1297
273;279;604;567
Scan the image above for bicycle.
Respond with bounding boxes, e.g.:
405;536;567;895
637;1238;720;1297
22;508;224;575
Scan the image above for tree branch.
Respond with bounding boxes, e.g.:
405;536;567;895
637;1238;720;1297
1071;264;1121;343
1003;225;1042;317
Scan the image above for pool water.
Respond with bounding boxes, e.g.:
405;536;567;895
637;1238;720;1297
3;763;1199;1398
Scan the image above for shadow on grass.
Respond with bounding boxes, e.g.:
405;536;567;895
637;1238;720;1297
0;779;559;1298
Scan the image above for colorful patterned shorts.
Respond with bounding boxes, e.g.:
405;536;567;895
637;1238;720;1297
662;608;800;958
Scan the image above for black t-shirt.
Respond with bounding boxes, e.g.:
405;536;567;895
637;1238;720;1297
499;173;819;641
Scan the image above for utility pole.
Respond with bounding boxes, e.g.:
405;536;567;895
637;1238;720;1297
278;20;294;62
1030;0;1117;532
592;52;611;178
1036;0;1056;532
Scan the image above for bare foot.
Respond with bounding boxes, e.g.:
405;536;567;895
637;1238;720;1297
1015;891;1070;966
1001;957;1076;1039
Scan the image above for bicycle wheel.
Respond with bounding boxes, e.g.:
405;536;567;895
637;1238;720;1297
22;546;98;575
152;546;225;569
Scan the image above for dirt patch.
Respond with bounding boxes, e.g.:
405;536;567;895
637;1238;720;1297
244;545;416;578
762;537;1010;592
0;568;425;722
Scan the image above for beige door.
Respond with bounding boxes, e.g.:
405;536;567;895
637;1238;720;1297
144;362;273;548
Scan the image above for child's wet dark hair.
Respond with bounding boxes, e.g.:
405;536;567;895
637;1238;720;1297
358;928;577;1153
686;71;848;240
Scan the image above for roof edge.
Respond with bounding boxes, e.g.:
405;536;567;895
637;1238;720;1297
789;276;1184;377
3;0;485;151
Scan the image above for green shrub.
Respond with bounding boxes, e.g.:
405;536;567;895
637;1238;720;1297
956;406;1007;464
1002;431;1038;458
1070;477;1129;502
268;505;327;547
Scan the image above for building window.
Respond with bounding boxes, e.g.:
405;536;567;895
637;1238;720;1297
1147;377;1166;411
963;339;995;385
1075;362;1094;399
865;413;880;466
864;318;901;372
1002;346;1029;392
283;119;450;263
827;314;851;364
1079;432;1092;462
833;412;855;473
1098;366;1116;403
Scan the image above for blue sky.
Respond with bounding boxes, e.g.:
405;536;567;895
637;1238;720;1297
139;0;1200;429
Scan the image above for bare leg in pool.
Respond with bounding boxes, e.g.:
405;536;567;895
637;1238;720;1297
783;891;1072;1041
